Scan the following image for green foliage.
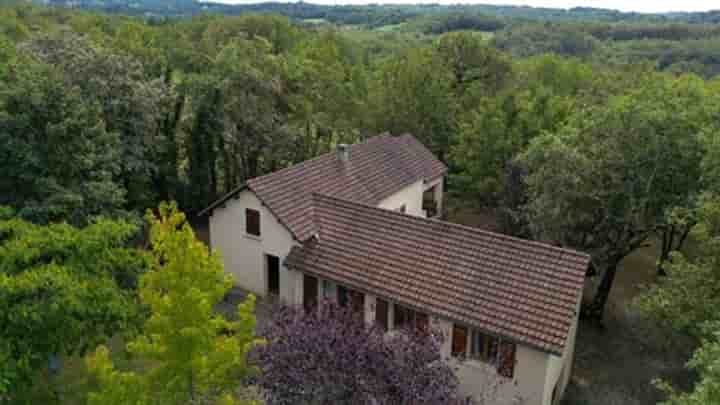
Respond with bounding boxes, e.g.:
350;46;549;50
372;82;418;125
0;214;147;398
638;194;720;404
370;46;457;161
0;57;127;225
519;74;708;318
638;194;720;338
86;202;261;405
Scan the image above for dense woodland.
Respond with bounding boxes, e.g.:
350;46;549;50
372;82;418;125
2;1;720;404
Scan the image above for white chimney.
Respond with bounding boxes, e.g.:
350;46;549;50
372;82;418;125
337;144;350;163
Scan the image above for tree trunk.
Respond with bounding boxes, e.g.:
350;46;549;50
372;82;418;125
585;260;621;323
657;222;694;276
657;226;674;276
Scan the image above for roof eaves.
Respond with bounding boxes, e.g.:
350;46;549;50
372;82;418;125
197;183;248;217
284;251;566;355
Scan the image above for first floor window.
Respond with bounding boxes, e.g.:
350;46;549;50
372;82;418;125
246;208;260;236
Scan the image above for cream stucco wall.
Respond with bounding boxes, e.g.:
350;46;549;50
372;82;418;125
208;189;298;298
209;179;438;301
543;292;583;404
377;179;426;217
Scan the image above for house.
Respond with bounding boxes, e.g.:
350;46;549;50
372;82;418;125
200;133;589;405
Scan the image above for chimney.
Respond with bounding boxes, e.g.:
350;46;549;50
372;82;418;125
336;144;350;163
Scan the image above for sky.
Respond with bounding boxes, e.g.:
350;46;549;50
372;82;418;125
211;0;718;14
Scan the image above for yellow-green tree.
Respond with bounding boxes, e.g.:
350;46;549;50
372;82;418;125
86;202;261;405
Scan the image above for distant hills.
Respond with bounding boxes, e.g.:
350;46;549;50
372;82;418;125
36;0;720;25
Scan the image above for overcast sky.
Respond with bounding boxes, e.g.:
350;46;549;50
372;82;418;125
211;0;718;14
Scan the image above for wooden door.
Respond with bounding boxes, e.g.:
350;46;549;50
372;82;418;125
266;254;280;296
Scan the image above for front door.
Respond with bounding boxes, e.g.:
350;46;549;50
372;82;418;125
303;275;318;311
266;254;280;296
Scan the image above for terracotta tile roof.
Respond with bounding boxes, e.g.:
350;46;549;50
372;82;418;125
200;134;447;240
285;194;589;354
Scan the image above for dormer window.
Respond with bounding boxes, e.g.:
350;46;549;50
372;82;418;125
246;208;261;237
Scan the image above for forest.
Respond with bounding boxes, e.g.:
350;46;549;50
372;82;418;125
1;0;720;404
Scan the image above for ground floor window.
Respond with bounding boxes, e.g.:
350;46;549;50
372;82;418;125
451;325;468;357
394;304;428;331
453;325;516;378
303;275;318;311
375;298;389;331
335;284;364;315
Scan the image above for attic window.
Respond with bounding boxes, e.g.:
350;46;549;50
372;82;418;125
246;209;260;237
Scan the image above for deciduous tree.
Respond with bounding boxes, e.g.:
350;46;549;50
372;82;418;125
0;211;147;398
86;202;261;405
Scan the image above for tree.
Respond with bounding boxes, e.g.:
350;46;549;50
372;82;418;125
184;76;224;213
638;194;720;404
0;211;147;398
370;47;457;162
658;323;720;405
436;32;512;101
0;59;127;225
638;193;720;338
450;55;588;205
519;75;707;321
254;302;463;404
86;202;261;405
25;34;173;212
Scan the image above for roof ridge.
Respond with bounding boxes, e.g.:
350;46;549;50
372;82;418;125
248;133;395;185
310;192;589;259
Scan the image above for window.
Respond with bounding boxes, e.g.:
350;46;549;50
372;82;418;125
452;325;468;357
337;285;348;307
465;328;516;378
348;290;365;314
423;186;438;217
394;304;428;331
375;299;389;331
323;280;336;301
470;330;499;363
246;209;260;236
497;340;516;378
303;275;318;311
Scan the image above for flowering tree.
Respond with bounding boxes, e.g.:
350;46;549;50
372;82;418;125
254;301;464;405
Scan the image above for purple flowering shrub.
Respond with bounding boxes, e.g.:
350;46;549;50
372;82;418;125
254;301;467;405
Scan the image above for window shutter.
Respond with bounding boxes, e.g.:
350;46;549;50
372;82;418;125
498;341;516;378
246;209;260;236
452;325;468;357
